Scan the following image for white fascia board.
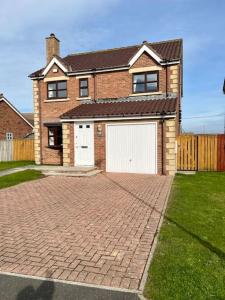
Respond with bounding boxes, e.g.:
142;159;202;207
161;60;180;65
0;97;34;128
60;114;176;122
42;57;68;76
129;45;162;66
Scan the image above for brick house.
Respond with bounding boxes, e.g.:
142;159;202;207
0;93;34;140
29;34;183;175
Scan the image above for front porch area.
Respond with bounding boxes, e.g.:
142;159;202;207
32;165;101;177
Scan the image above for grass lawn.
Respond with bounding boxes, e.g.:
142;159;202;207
0;161;34;171
144;172;225;300
0;170;43;189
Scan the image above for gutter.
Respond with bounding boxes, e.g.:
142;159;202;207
60;114;176;123
29;60;181;80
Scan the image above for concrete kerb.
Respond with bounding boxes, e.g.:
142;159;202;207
138;176;174;295
0;166;35;177
0;271;142;300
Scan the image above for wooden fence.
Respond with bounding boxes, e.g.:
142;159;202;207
0;139;34;161
177;134;225;171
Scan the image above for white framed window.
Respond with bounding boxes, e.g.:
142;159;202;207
6;132;13;140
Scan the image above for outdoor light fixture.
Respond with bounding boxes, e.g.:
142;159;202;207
97;124;102;136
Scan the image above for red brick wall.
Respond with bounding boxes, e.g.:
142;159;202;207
0;101;32;140
94;122;106;170
132;52;159;68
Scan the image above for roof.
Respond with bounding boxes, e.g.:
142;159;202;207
22;113;34;126
30;39;182;78
0;93;34;128
60;97;177;120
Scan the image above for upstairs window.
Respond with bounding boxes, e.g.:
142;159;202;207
47;81;67;99
6;132;13;140
79;79;89;97
133;72;158;93
48;126;62;148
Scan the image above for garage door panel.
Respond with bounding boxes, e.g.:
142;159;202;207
107;125;131;172
106;123;156;174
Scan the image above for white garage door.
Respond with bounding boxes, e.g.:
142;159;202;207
106;122;157;174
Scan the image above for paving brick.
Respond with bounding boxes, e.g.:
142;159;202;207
0;173;172;289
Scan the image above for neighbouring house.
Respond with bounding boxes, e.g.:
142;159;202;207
29;33;183;175
0;93;34;140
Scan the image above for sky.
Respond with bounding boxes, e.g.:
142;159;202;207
0;0;224;133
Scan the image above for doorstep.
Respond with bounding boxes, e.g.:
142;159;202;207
32;165;102;177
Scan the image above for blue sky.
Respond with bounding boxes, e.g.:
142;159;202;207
0;0;224;133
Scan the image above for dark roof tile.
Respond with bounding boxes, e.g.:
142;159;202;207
30;39;182;77
60;98;177;119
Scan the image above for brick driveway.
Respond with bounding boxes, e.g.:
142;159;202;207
0;173;172;290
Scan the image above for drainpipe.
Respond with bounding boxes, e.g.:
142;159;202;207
160;113;165;175
93;68;97;102
165;60;168;98
38;79;43;165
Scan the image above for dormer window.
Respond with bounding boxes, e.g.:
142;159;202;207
47;81;67;99
79;79;89;97
133;72;158;93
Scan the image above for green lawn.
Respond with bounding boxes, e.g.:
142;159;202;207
0;161;34;171
144;172;225;300
0;170;43;189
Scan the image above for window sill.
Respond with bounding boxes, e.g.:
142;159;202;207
44;98;70;103
76;97;91;101
47;146;63;150
129;91;162;97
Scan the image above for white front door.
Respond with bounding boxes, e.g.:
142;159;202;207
75;122;94;166
106;122;157;174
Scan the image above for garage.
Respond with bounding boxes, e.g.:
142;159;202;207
106;122;157;174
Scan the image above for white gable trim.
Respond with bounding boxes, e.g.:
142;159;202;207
42;57;68;76
0;96;34;128
129;45;162;67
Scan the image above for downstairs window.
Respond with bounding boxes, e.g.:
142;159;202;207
48;126;62;148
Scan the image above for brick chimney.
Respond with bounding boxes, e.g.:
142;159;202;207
46;33;60;64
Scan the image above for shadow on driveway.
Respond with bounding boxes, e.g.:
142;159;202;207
16;280;54;300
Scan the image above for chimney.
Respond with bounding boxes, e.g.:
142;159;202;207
46;33;60;64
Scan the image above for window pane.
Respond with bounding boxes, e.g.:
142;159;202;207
80;88;88;97
80;80;88;87
147;73;157;82
58;81;67;90
147;82;157;92
49;128;54;136
58;90;67;98
57;130;62;145
133;83;145;93
133;74;145;84
48;90;56;98
48;126;62;146
49;136;55;146
48;83;56;91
